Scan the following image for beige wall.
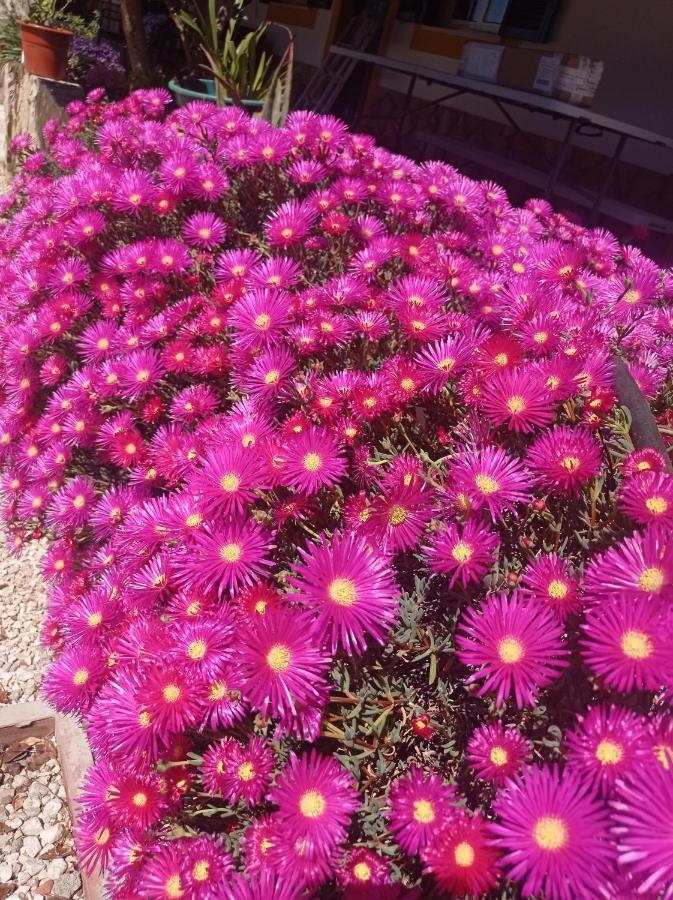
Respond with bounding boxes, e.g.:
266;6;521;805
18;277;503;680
378;3;673;172
545;0;672;136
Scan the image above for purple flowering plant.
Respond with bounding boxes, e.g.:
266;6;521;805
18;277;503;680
0;87;673;898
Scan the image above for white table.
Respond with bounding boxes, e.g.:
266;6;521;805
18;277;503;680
330;46;673;228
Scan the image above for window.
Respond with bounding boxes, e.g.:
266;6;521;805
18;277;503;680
398;0;560;42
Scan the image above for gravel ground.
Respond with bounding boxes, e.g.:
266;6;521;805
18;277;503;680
0;537;84;900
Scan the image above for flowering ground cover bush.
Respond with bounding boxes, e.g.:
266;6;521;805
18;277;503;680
1;89;673;898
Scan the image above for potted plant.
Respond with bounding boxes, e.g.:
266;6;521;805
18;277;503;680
168;0;284;111
17;0;98;81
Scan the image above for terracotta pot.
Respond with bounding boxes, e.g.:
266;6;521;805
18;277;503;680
17;20;73;81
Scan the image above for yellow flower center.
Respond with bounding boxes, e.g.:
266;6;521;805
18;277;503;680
72;494;86;509
352;861;371;881
220;473;240;493
267;644;291;672
185;513;201;528
438;357;456;371
454;841;475;867
132;792;147;807
489;745;509;766
138;711;151;727
264;369;280;385
498;637;524;663
639;567;664;592
451;541;473;563
299;790;326;818
533;816;568;850
560;455;580;472
645;496;668;515
87;612;102;628
165;874;182;898
209;682;226;701
193;861;209;882
329;577;358;606
95;828;110;846
73;668;89;686
220;543;242;563
507;395;526;414
238;761;255;782
493;352;508;366
162;684;181;703
188;640;206;660
595;739;623;765
413;799;435;823
388;504;407;525
475;474;499;495
548;579;568;599
255;313;271;329
303;452;322;472
621;629;652;659
400;377;415;392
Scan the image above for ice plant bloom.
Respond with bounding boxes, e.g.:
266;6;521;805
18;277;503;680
422;810;501;897
520;553;581;620
526;426;602;495
425;518;500;588
447;447;533;521
619;471;673;525
467;722;531;785
289;532;400;654
564;704;649;795
387;766;458;855
490;766;615;900
269;750;359;859
456;591;569;708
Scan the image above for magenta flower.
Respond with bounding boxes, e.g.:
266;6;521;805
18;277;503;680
526;425;602;495
237;609;331;720
467;722;531;785
447;446;534;521
481;365;556;433
270;750;359;859
387;766;458;855
520;552;582;620
279;427;346;496
422;810;501;897
425;518;499;588
177;521;274;595
456;591;569;708
289;531;400;654
490;766;615;900
565;705;649;795
612;765;673;897
620;471;673;525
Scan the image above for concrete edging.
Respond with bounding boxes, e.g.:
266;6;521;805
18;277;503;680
0;701;103;900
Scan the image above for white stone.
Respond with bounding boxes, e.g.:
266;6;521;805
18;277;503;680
21;835;41;858
20;817;41;836
40;798;61;823
45;858;67;879
0;863;13;883
21;858;43;876
40;823;63;846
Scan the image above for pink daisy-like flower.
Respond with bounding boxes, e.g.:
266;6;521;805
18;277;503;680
42;645;107;714
279;428;347;495
582;525;673;604
580;596;672;692
612;764;673;898
47;475;97;531
520;553;582;620
526;425;602;496
265;200;316;248
387;766;458;855
336;848;391;892
425;518;499;588
202;735;275;805
456;591;569;708
447;446;534;522
490;765;615;900
481;366;556;433
368;482;435;552
621;447;668;478
270;750;359;858
178;521;273;595
565;704;649;795
189;444;265;514
136;666;201;735
422;810;501;897
467;722;532;785
237;609;331;720
182;212;227;248
620;471;673;525
289;532;399;655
